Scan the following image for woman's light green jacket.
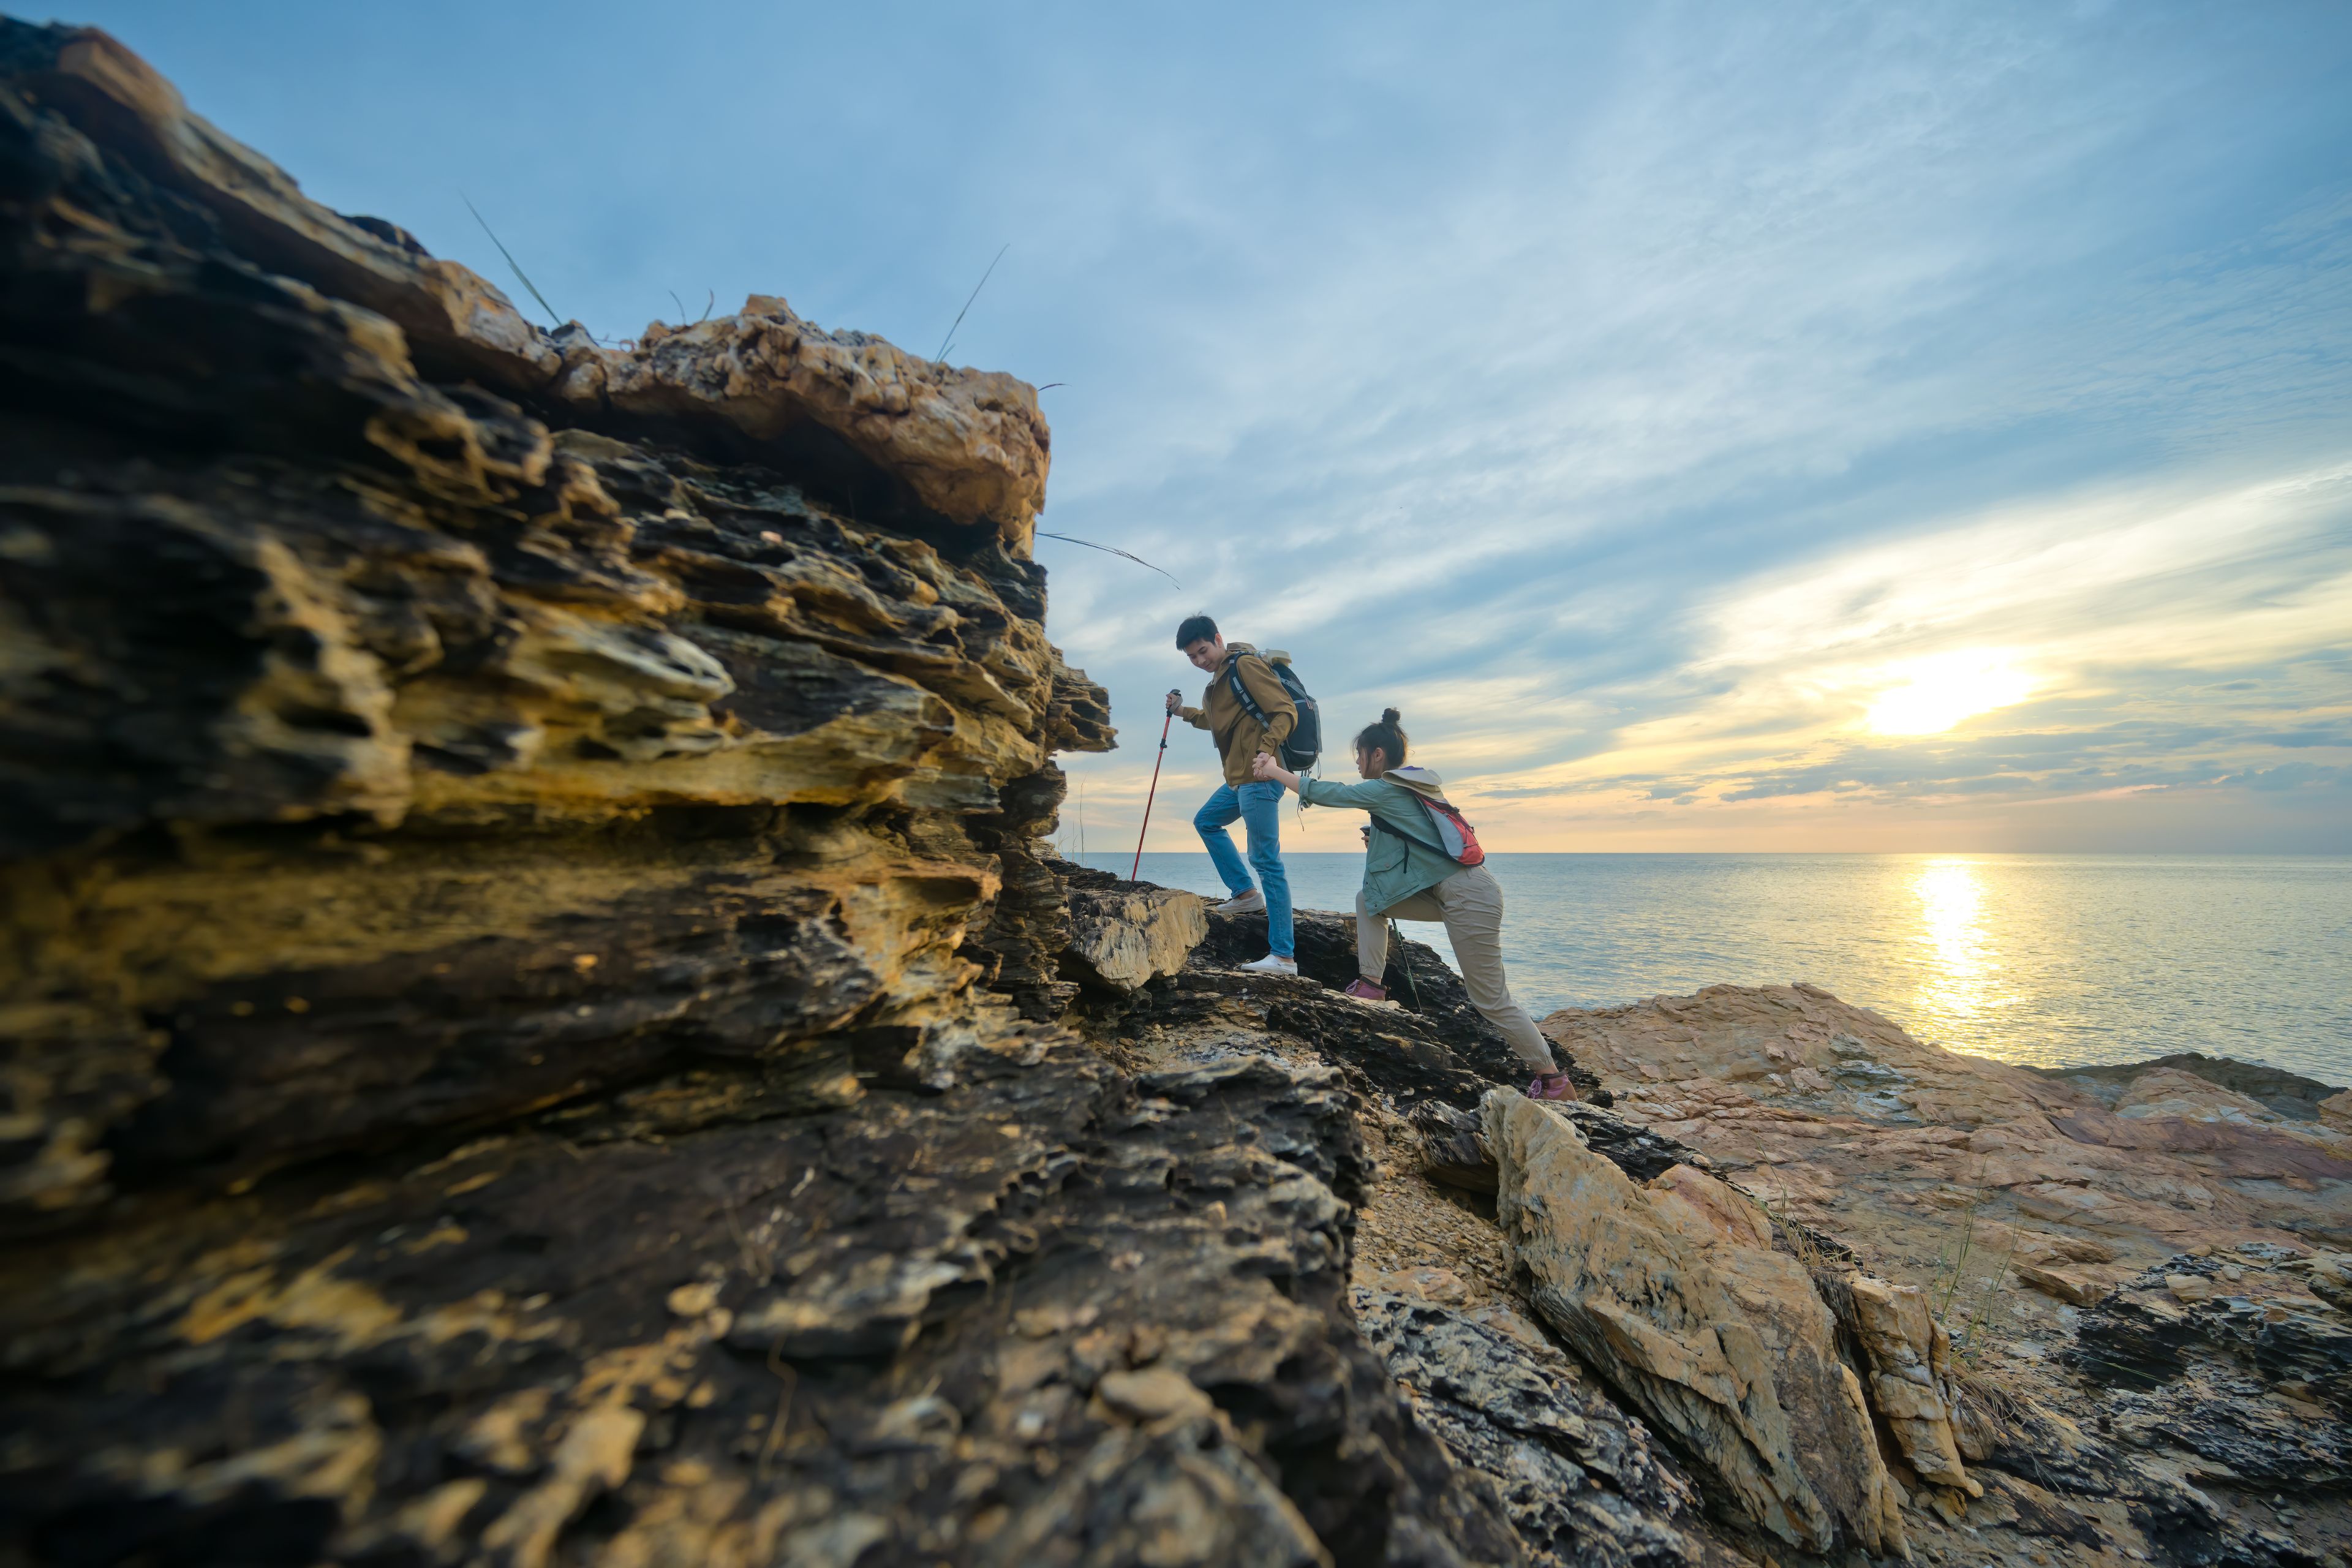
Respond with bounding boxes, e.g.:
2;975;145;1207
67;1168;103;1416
1297;768;1462;916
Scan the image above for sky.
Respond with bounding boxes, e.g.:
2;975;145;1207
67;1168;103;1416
64;1;2352;852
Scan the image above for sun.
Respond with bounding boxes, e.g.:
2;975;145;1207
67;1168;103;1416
1865;652;2037;736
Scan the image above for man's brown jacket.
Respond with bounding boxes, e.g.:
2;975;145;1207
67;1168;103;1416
1179;641;1297;787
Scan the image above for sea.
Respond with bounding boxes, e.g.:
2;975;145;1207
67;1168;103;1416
1071;853;2352;1087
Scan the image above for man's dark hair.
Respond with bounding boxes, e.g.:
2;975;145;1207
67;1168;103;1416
1174;613;1219;649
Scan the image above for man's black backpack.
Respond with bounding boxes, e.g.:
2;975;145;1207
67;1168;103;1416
1226;648;1321;771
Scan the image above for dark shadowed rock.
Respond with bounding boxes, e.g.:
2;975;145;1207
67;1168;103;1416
1354;1291;1711;1568
2065;1254;2352;1488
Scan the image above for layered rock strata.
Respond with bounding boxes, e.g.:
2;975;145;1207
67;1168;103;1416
1352;1291;1714;1568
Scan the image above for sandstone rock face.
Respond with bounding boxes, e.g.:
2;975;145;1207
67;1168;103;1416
597;302;1051;544
1643;1163;1772;1252
1482;1093;1905;1557
1545;982;2352;1256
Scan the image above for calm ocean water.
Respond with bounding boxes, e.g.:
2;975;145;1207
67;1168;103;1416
1074;852;2352;1087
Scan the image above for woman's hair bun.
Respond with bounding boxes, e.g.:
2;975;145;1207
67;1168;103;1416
1352;706;1410;769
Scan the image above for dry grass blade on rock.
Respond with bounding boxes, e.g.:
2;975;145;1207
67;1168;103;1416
462;192;562;327
935;242;1009;363
1033;532;1183;588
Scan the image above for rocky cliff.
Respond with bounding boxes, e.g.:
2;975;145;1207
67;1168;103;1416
0;23;1547;1568
4;22;2349;1568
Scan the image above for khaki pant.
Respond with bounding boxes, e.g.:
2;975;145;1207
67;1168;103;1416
1357;865;1555;1072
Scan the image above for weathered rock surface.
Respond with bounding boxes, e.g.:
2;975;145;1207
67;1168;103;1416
1544;982;2352;1567
1482;1093;1905;1558
1543;983;2352;1257
2067;1252;2352;1487
1842;1275;1979;1505
1354;1291;1716;1568
2033;1052;2346;1124
1184;904;1604;1103
1057;864;1208;993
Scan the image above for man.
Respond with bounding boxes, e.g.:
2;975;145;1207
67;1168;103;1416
1166;613;1296;974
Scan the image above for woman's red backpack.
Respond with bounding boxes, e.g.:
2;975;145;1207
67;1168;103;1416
1373;795;1485;867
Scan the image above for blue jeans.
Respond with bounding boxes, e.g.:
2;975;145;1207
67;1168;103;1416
1194;781;1293;957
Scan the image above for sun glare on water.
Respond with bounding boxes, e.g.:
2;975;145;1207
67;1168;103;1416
1908;857;2013;1034
1866;651;2036;736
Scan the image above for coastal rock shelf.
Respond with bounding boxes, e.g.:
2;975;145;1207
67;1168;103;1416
3;23;2348;1568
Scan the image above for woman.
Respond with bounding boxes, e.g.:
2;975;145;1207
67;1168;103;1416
1251;709;1578;1100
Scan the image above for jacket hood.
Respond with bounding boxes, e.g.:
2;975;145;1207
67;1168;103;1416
1384;765;1448;802
1221;641;1261;658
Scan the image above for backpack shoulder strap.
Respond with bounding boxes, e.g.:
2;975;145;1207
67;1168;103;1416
1368;803;1449;857
1225;654;1270;725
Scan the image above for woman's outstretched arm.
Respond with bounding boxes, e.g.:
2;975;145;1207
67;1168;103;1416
1253;754;1394;810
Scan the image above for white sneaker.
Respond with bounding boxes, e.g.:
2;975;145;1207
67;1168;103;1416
1214;889;1265;915
1239;953;1297;974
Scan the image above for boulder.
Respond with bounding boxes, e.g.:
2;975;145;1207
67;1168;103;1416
1482;1092;1907;1558
1844;1276;1981;1501
1058;866;1209;992
2014;1261;2105;1306
1413;1101;1501;1193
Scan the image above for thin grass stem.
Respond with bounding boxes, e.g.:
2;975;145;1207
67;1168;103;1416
461;194;562;328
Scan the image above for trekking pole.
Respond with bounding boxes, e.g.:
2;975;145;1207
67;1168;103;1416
1389;918;1423;1011
1131;699;1175;881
